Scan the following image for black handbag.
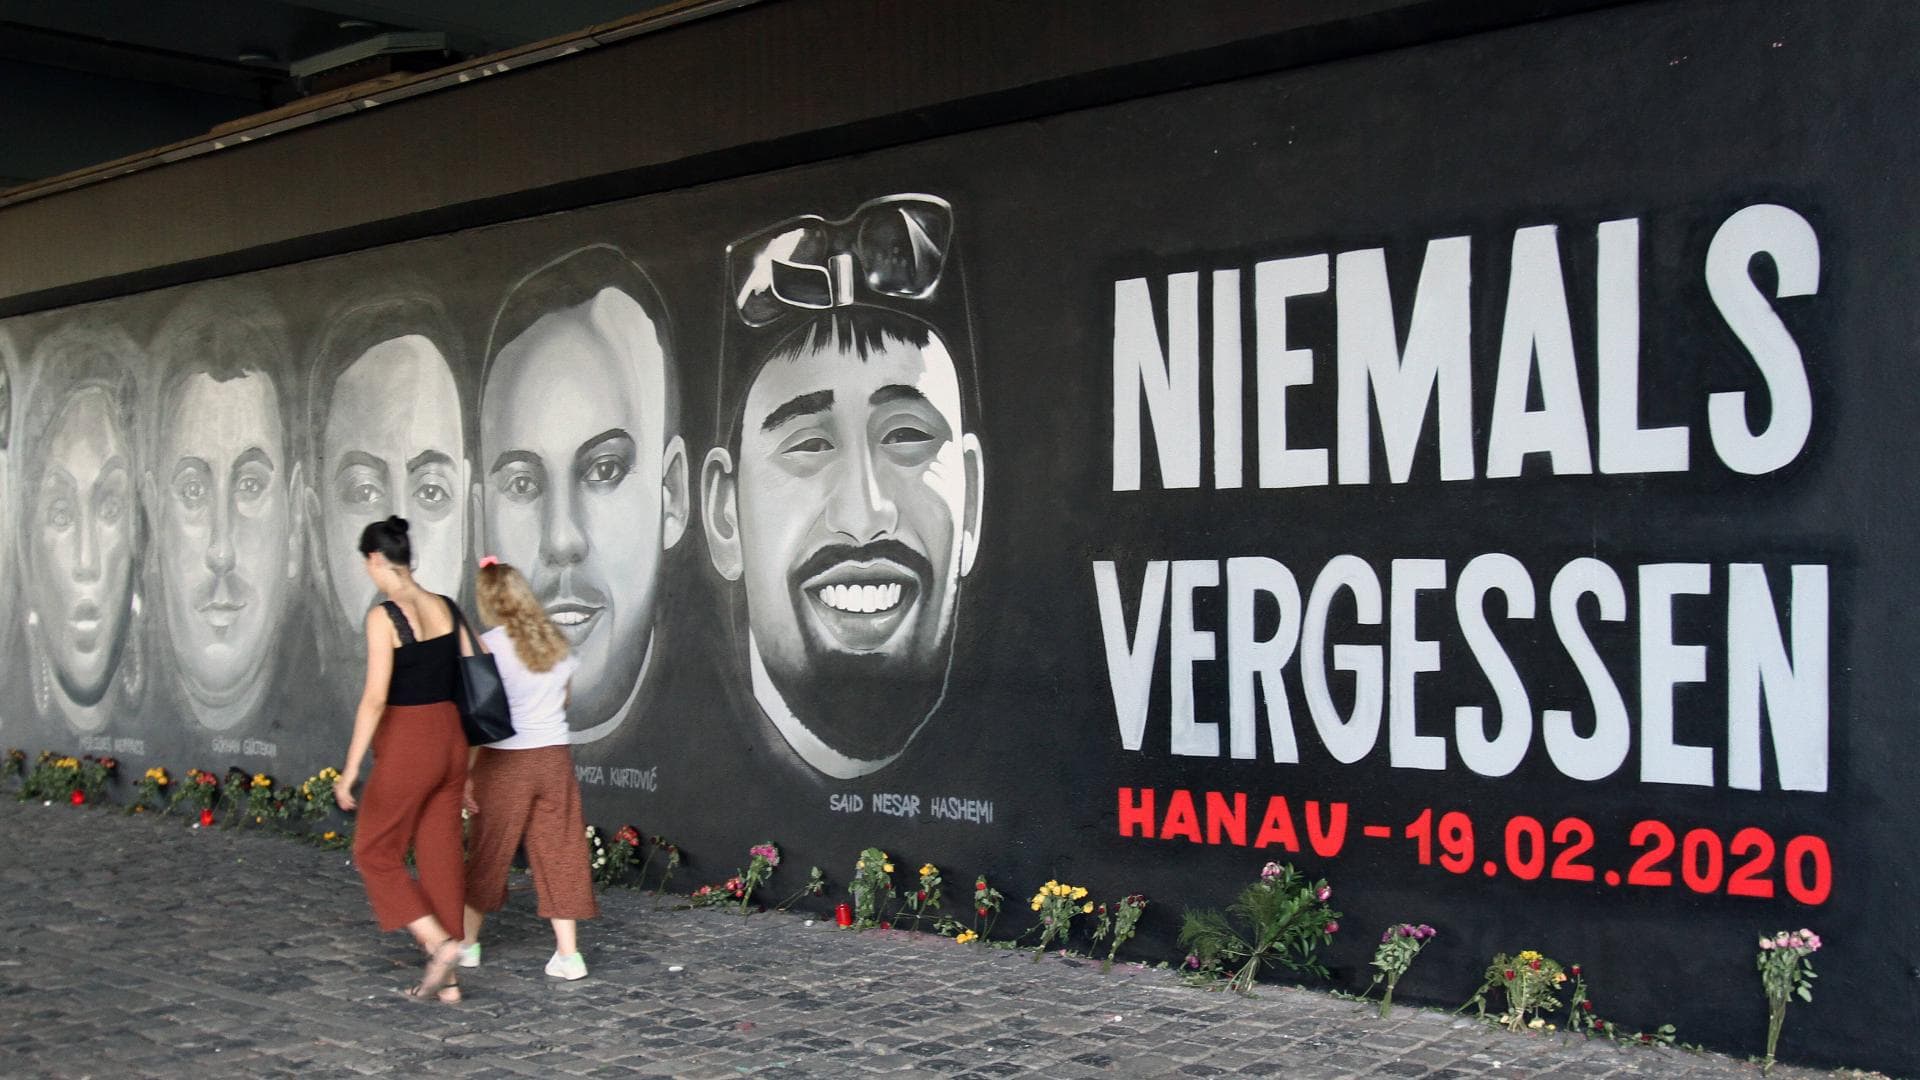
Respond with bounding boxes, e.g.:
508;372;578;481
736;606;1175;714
444;598;516;746
380;597;516;745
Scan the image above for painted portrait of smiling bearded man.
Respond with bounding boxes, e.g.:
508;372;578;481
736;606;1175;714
479;244;689;746
703;194;986;780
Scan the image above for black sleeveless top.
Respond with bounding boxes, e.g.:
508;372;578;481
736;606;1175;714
383;595;460;707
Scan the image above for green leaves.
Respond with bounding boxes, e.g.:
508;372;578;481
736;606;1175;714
1177;863;1339;994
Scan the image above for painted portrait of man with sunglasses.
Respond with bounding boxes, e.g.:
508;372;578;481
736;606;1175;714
702;194;986;780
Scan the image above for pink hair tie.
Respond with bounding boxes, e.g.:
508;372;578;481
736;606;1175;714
477;555;501;569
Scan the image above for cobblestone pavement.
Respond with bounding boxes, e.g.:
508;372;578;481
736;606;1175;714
0;799;1840;1080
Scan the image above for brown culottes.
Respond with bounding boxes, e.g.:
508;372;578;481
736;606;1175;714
352;701;467;934
465;745;599;921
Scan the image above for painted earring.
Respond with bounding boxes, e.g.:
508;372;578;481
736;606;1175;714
119;592;145;699
25;611;50;716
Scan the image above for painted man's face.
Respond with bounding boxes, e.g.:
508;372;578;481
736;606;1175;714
152;371;300;716
320;336;465;633
709;331;983;767
481;288;686;742
28;387;133;707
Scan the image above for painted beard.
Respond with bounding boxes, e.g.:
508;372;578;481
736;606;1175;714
771;537;952;762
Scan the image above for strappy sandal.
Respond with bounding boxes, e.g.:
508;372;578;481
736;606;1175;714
402;938;462;1002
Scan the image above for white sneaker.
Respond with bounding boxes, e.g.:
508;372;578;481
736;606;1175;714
545;951;587;981
457;942;481;969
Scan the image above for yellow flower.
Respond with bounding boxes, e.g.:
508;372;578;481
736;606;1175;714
882;863;894;873
323;831;338;841
1071;887;1088;900
1081;902;1093;914
251;773;271;789
955;930;977;944
1553;972;1567;985
1031;901;1042;912
1517;950;1543;964
920;864;937;877
856;860;866;871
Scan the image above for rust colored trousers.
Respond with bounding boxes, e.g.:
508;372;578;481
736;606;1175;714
353;702;467;934
465;745;599;921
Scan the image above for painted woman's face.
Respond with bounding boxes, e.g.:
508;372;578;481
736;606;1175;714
320;336;465;633
0;348;15;612
27;386;133;706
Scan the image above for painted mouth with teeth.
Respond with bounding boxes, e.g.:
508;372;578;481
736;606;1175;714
69;600;104;652
799;561;920;652
816;581;905;614
545;600;604;644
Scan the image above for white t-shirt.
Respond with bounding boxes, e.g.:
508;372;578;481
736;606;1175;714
481;626;580;750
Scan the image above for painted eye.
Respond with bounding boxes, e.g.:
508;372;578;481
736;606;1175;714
414;481;449;507
174;477;207;509
880;425;933;446
347;482;383;505
501;472;541;501
96;492;124;525
234;474;266;502
584;456;628;486
45;500;73;530
785;437;833;455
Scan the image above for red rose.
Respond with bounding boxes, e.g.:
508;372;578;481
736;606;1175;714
977;908;989;918
1581;1001;1593;1012
69;790;85;805
975;882;987;892
880;921;892;930
1570;965;1581;976
1503;970;1515;980
1529;958;1541;970
199;809;215;827
917;891;927;901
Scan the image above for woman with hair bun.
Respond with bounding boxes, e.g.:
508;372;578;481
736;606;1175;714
334;515;475;1003
457;557;598;981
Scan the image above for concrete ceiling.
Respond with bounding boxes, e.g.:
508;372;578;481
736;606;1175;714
0;0;675;186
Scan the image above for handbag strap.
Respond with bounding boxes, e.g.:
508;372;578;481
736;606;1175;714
379;601;415;646
442;595;478;657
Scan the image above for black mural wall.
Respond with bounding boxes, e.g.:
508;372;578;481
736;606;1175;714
0;0;1914;1071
